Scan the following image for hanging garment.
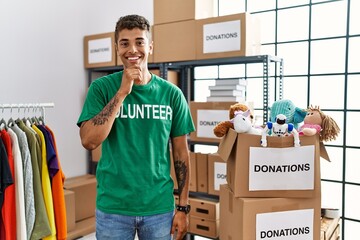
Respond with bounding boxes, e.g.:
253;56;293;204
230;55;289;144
0;138;13;240
0;130;16;240
7;128;27;240
10;124;35;240
44;126;67;240
37;125;59;179
32;125;56;240
17;120;51;240
44;126;67;239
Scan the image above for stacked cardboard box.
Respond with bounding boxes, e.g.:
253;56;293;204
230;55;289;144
153;1;260;63
189;101;240;143
153;0;217;63
64;174;97;239
207;78;247;102
189;198;220;238
218;129;324;239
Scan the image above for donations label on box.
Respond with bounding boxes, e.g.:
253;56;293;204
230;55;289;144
249;145;315;191
203;20;241;53
88;37;113;64
256;209;314;240
196;109;228;138
214;162;226;191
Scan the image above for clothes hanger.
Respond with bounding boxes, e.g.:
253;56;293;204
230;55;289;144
0;106;7;131
7;105;15;128
30;104;39;125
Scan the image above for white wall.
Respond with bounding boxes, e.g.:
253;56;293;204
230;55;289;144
0;0;153;178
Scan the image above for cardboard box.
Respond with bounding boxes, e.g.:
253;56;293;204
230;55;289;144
218;129;322;198
220;184;321;240
321;217;340;240
189;152;197;192
190;101;239;143
153;20;196;63
196;153;208;193
67;217;96;240
189;197;219;220
150;69;179;87
64;189;76;232
208;153;227;196
154;0;217;25
189;216;219;239
84;32;116;68
64;174;97;221
196;12;261;60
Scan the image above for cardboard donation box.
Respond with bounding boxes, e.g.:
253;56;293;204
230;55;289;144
64;189;76;232
220;184;321;240
64;174;97;222
153;20;196;63
190;101;238;143
208;153;227;196
189;216;219;239
196;12;261;60
218;129;322;198
84;32;116;68
196;153;208;193
150;69;179;87
154;0;217;24
189;197;220;238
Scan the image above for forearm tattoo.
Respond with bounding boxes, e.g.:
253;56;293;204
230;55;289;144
91;96;119;126
174;160;187;197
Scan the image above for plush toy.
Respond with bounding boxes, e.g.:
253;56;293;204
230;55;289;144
298;105;340;142
232;109;261;135
213;103;253;138
269;99;307;129
261;114;300;147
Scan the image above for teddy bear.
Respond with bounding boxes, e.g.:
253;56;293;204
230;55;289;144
213;103;254;138
298;105;340;142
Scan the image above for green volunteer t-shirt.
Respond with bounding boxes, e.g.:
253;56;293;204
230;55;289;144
77;71;195;216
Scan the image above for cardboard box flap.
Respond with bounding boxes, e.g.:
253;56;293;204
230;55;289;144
217;128;238;162
320;142;330;162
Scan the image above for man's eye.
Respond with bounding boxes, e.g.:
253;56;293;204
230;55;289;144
119;42;128;47
137;41;145;46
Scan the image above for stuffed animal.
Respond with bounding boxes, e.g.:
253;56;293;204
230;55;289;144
213;103;253;138
261;114;300;147
232;109;261;135
269;99;306;129
298;105;340;142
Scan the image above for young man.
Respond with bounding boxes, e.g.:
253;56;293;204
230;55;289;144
77;14;195;240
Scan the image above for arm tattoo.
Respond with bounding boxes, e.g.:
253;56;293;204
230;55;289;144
174;159;187;197
91;96;119;126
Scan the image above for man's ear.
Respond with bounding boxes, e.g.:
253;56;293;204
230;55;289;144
149;41;154;55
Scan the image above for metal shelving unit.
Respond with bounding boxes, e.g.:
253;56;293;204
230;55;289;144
166;55;284;124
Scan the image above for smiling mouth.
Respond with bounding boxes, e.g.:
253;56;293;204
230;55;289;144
127;56;141;61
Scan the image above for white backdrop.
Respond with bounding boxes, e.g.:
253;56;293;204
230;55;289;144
0;0;153;177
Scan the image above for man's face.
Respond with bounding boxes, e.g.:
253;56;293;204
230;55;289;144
116;28;153;69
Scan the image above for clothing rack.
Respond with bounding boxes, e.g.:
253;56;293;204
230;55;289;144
0;102;55;122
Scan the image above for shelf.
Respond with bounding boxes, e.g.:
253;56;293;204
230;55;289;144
166;54;283;67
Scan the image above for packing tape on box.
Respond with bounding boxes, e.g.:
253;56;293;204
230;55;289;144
323;208;340;219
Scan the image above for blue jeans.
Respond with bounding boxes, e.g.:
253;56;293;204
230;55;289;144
96;209;174;240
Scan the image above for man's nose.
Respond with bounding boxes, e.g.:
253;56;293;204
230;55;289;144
128;44;137;53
